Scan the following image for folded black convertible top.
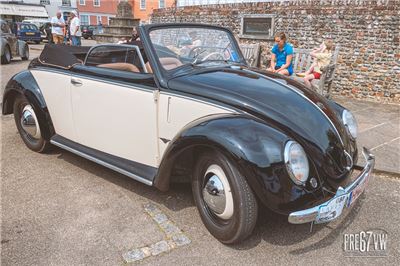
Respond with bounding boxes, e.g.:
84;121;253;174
38;44;91;69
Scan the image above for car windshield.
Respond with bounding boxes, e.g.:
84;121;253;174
148;26;242;71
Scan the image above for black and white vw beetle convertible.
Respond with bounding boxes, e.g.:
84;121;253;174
3;23;375;244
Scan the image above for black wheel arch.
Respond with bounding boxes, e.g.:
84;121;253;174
154;114;294;210
2;70;55;141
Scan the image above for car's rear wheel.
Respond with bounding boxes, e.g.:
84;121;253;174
21;44;29;60
13;95;50;153
1;45;11;64
192;150;258;244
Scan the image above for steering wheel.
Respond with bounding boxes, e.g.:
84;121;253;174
201;51;226;61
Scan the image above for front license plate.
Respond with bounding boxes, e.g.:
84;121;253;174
348;172;370;207
26;32;35;35
316;194;347;224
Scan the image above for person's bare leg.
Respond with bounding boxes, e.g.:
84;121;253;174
277;68;290;76
304;63;316;75
303;74;315;88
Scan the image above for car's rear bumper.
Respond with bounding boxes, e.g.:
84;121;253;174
288;147;375;224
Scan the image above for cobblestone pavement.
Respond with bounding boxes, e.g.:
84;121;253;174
1;44;399;265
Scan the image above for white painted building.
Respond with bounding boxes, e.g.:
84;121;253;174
23;0;77;20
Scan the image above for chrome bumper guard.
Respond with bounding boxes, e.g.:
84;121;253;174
288;147;375;224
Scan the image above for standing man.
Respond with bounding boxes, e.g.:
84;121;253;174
69;11;82;46
51;11;65;44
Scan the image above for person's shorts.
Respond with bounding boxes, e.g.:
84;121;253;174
275;66;293;75
312;71;321;79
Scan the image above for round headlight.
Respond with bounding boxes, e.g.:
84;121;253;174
284;141;309;185
342;110;358;139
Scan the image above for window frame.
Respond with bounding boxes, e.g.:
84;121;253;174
79;0;86;6
140;0;146;10
93;0;101;7
80;14;89;25
239;14;275;40
84;44;148;73
159;0;165;8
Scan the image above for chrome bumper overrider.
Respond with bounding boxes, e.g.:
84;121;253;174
288;147;375;224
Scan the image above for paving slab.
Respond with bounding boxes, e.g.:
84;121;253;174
1;117;165;265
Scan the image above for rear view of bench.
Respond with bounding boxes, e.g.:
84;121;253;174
292;46;340;97
239;43;261;67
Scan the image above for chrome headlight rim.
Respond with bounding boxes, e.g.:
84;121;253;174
342;109;358;139
284;140;310;186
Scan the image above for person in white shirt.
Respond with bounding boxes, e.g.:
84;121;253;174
51;11;65;44
69;10;82;46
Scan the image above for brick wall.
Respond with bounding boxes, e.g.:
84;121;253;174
151;0;400;103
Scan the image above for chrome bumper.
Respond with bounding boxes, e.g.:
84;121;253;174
288;147;375;224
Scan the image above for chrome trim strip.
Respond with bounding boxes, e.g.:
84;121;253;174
50;139;153;186
288;147;375;224
248;70;345;146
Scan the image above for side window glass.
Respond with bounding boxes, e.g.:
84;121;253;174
85;45;145;73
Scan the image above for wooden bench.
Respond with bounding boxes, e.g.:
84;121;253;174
239;43;261;67
291;46;340;97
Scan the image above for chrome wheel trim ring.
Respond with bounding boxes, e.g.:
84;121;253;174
20;105;41;139
202;164;234;220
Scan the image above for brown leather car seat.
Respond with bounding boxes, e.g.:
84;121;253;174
145;58;182;73
160;57;183;70
97;62;140;73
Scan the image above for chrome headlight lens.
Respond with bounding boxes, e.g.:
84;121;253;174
284;141;309;185
342;110;358;139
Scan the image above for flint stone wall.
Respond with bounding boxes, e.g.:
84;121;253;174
151;0;400;103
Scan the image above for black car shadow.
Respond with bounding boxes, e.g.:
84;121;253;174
54;147;363;251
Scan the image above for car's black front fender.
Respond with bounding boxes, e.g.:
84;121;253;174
154;114;321;212
2;70;54;140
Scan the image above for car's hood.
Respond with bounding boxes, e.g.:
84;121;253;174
168;66;354;180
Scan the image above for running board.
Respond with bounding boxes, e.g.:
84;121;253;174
50;135;155;186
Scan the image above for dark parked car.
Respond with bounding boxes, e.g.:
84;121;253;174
2;23;375;244
14;22;41;44
0;20;29;64
39;22;53;43
82;25;95;39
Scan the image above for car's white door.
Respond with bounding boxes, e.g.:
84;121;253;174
31;70;76;140
70;75;158;167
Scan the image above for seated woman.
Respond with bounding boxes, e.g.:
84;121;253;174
267;32;294;76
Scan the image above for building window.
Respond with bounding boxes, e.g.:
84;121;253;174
40;0;50;5
159;0;165;8
97;16;102;24
140;0;146;10
62;0;71;6
80;15;89;25
79;0;85;6
94;0;100;7
239;15;275;40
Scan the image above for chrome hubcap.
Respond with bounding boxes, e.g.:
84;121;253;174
202;164;234;220
20;105;41;139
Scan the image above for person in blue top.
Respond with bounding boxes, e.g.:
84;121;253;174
268;32;294;76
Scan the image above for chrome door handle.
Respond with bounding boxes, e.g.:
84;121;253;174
71;78;82;86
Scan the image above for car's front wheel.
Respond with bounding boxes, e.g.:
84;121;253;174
1;45;11;64
13;95;50;153
192;150;258;244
